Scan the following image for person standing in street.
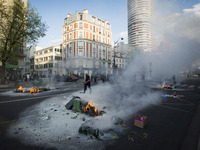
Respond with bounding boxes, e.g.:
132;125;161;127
84;73;91;93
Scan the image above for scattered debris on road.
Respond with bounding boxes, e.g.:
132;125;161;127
134;115;147;128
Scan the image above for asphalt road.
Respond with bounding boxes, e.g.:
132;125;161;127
105;78;200;150
0;81;84;150
0;79;200;150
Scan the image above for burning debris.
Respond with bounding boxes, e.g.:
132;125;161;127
15;86;40;93
65;96;105;117
161;81;176;90
162;84;172;89
14;85;51;93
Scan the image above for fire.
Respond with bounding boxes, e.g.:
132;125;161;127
82;102;100;116
17;86;25;93
162;84;171;89
30;88;40;93
16;86;40;93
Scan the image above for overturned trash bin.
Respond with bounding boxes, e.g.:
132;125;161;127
72;97;82;113
65;96;80;110
79;125;99;138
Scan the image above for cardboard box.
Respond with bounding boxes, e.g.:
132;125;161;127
134;115;147;128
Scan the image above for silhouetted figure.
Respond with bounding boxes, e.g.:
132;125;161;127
84;73;91;93
172;75;176;84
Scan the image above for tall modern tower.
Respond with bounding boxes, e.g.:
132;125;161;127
128;0;155;52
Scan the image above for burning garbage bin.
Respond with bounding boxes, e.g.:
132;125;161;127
65;96;105;117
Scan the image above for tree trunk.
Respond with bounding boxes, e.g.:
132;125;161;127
1;62;6;84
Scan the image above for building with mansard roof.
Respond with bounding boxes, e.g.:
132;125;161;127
62;9;112;77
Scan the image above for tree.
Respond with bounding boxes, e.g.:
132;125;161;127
0;0;47;84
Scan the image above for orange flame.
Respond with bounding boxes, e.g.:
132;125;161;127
83;102;100;116
162;84;170;89
17;86;25;92
30;88;40;93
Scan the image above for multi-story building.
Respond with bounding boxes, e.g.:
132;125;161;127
24;46;42;76
62;9;112;77
128;0;155;52
34;45;62;77
113;52;126;71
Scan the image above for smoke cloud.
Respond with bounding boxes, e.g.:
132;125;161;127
7;2;200;149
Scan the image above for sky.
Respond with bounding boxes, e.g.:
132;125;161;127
28;0;200;49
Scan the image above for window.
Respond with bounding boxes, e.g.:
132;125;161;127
99;28;101;34
55;48;60;52
55;56;62;60
103;46;105;59
99;46;101;59
44;57;48;61
92;43;96;58
79;31;83;38
79;22;83;29
93;34;95;41
79;41;83;48
108;32;110;37
69;33;72;39
49;56;53;61
49;63;53;68
39;58;43;62
93;26;95;32
80;15;82;20
39;64;43;68
44;64;48;68
78;50;83;57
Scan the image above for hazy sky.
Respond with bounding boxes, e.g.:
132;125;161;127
28;0;200;48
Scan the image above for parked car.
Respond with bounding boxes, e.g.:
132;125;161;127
73;74;84;79
64;76;78;82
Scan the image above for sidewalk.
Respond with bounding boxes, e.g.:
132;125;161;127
0;81;17;89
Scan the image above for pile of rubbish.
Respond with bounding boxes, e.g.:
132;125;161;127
65;96;106;138
162;93;184;99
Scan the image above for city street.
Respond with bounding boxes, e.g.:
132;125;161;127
0;78;199;150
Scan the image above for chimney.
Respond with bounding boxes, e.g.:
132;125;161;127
82;9;88;14
67;13;71;17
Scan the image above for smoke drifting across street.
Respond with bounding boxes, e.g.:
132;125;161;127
6;1;200;150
